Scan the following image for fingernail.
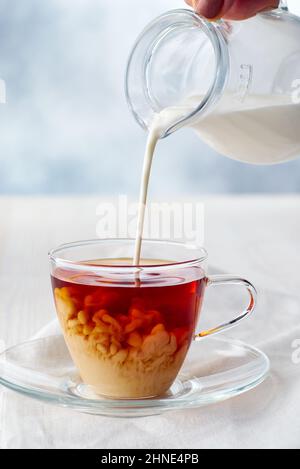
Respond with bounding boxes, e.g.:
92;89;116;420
195;0;224;19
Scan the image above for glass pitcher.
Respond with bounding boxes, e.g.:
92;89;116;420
125;3;300;164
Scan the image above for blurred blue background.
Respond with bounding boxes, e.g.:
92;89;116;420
0;0;300;196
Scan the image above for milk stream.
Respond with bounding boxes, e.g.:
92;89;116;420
133;126;160;266
133;105;195;265
133;94;300;265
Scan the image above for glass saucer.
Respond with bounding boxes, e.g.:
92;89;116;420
0;335;269;418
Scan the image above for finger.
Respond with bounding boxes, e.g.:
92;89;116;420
185;0;198;8
191;0;279;20
222;0;280;20
193;0;225;19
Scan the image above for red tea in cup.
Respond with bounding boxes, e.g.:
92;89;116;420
52;258;206;399
50;240;256;399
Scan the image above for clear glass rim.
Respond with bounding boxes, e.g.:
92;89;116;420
125;8;229;137
49;238;208;273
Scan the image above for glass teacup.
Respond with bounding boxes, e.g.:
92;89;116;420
49;239;256;399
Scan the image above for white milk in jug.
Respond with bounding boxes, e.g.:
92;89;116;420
133;93;300;264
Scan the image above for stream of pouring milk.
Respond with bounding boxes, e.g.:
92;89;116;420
133;99;213;265
133;98;218;265
133;94;300;265
132;127;159;266
133;104;189;265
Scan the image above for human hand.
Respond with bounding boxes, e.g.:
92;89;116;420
185;0;280;20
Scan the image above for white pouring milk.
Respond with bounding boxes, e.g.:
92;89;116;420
132;126;160;265
133;94;300;264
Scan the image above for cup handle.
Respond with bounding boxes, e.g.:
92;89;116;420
195;275;257;340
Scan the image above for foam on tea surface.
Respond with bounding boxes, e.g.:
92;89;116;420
81;258;175;266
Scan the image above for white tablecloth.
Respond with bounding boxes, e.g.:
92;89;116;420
0;196;299;449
